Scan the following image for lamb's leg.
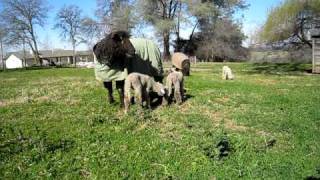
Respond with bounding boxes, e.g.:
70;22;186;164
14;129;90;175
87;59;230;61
166;79;173;104
146;90;151;109
134;84;143;107
180;79;185;102
124;92;130;114
103;81;114;104
162;93;168;106
124;80;131;114
174;81;182;104
116;81;125;107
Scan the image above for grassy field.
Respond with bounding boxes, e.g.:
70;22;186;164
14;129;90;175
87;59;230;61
0;63;320;179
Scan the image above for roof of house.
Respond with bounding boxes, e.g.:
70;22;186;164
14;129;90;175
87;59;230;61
310;29;320;38
5;52;33;60
5;50;92;59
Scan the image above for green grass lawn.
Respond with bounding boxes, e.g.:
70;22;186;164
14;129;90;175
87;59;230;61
1;63;320;179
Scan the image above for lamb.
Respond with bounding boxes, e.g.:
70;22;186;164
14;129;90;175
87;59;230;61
222;66;234;80
124;72;166;113
165;68;184;104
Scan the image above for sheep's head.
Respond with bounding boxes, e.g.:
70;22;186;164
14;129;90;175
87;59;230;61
93;31;135;67
153;82;166;96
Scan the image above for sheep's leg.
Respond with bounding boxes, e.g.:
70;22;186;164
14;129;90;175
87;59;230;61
180;79;185;103
116;81;125;107
173;81;181;104
103;81;114;104
162;93;168;106
166;80;173;104
124;91;130;114
134;84;143;107
124;79;131;113
146;91;151;109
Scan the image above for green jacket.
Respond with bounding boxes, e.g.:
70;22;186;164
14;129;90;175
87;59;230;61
95;38;163;82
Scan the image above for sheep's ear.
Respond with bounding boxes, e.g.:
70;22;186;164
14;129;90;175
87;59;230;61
160;89;166;95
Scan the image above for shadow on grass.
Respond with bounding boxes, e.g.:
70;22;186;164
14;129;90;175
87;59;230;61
149;92;194;109
247;63;312;75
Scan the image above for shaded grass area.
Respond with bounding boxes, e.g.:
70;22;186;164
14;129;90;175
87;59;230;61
249;63;312;75
0;63;320;179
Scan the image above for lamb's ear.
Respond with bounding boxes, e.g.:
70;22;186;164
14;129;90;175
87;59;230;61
160;88;166;95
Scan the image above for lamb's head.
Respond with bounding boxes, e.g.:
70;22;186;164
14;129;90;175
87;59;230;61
93;31;135;66
153;82;166;96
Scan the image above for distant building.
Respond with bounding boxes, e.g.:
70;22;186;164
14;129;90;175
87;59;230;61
4;49;93;69
310;29;320;73
5;54;24;69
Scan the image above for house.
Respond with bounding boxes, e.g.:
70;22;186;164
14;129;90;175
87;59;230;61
310;29;320;73
4;49;93;69
5;51;34;69
5;54;24;69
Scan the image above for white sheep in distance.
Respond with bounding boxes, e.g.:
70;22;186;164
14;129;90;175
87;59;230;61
222;66;234;80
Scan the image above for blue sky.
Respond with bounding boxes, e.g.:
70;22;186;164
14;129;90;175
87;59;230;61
33;0;283;50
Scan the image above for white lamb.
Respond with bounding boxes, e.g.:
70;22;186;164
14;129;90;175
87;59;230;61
222;66;234;80
165;68;184;104
124;72;166;113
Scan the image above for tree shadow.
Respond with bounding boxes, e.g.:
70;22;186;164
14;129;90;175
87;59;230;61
247;63;312;75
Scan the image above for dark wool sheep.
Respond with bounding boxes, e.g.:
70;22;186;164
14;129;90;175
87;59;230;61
93;31;135;106
93;31;135;67
93;31;164;107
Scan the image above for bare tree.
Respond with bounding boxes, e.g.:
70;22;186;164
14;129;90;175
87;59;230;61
0;26;8;71
137;0;180;61
54;5;83;67
80;17;103;49
1;0;49;66
96;0;137;33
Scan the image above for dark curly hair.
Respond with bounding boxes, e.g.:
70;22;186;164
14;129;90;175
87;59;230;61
93;31;134;67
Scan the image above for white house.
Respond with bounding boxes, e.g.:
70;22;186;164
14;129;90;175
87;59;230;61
4;50;94;69
5;54;24;69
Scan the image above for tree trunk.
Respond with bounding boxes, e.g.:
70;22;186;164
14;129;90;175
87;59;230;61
163;31;170;61
0;39;5;71
30;23;42;66
32;40;41;66
72;42;76;67
23;41;27;69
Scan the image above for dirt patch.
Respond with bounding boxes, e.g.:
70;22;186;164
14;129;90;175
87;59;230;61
200;106;272;136
35;96;50;102
215;96;230;104
204;110;248;132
